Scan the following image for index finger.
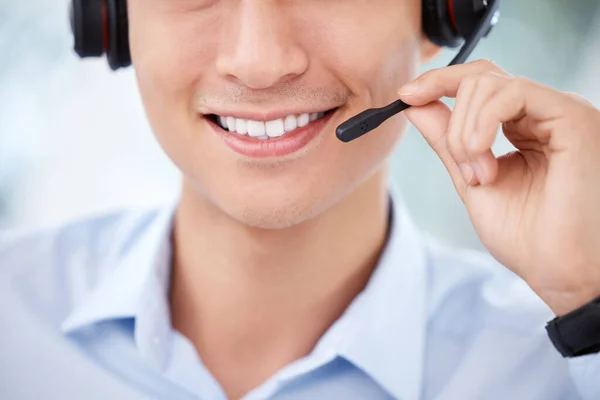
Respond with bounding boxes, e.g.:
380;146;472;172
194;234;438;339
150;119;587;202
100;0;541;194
398;59;511;106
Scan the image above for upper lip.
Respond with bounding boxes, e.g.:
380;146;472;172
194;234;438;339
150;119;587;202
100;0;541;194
203;107;338;122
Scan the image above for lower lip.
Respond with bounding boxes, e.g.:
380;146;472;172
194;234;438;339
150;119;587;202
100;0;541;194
206;112;335;158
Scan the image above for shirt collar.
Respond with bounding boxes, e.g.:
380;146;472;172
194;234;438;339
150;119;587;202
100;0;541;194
60;185;429;400
60;203;177;370
336;184;428;400
268;185;428;400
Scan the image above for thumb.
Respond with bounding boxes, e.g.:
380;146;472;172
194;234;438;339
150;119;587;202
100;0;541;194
404;101;469;199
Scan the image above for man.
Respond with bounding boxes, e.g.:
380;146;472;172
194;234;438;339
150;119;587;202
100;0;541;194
1;0;600;399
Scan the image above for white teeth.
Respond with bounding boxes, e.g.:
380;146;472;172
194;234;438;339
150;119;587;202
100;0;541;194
219;116;229;130
265;119;285;138
216;111;330;139
235;118;248;135
297;113;310;127
284;115;298;132
247;120;266;137
226;117;236;132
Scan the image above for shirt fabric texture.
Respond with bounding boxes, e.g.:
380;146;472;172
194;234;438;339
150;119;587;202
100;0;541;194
0;187;597;400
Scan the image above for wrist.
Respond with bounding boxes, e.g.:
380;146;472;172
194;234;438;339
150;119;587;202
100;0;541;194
530;273;600;316
543;289;600;317
550;286;600;317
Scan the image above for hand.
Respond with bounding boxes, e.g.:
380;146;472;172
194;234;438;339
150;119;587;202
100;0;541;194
398;59;600;316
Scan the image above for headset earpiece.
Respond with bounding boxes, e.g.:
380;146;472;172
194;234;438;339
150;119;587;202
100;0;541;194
105;0;131;70
70;0;130;71
423;0;494;48
70;0;104;58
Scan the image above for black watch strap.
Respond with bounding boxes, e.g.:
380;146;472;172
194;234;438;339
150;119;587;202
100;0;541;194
546;295;600;357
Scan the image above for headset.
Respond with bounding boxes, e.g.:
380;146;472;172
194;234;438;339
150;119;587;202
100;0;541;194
69;0;500;143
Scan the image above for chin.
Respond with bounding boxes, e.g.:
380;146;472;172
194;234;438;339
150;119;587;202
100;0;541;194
224;192;324;230
234;206;311;230
175;107;405;230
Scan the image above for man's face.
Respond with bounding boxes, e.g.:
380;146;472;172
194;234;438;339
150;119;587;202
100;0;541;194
128;0;425;228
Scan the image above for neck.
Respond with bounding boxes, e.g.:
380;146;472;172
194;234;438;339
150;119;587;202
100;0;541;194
169;168;391;399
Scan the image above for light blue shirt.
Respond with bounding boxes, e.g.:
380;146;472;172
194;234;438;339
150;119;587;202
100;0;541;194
1;188;599;400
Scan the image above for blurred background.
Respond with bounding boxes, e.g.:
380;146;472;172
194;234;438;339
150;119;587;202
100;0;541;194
1;0;599;251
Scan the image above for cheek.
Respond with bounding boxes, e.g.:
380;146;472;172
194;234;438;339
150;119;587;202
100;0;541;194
126;0;416;228
300;3;420;105
128;4;223;172
332;40;420;108
329;112;408;194
129;4;220;116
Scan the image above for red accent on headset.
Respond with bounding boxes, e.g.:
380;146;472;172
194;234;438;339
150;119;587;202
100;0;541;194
447;0;458;32
101;0;109;51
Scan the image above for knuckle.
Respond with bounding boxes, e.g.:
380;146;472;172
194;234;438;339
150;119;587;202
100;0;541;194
564;91;582;100
565;91;595;107
477;58;503;72
507;76;528;96
488;70;511;81
445;128;464;159
477;71;502;86
568;95;600;132
512;76;532;87
460;71;506;94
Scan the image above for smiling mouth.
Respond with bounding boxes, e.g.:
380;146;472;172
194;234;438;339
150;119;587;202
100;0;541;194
207;109;338;141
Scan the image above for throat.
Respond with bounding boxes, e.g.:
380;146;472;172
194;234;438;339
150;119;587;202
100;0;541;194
168;173;391;398
169;251;377;400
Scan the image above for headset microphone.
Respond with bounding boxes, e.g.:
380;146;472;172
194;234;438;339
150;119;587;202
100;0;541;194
336;0;500;143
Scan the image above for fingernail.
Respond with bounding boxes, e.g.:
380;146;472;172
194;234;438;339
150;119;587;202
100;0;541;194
458;163;474;184
398;82;419;96
471;161;486;185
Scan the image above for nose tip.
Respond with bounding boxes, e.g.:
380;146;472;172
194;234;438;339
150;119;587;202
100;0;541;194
216;5;308;91
220;52;306;90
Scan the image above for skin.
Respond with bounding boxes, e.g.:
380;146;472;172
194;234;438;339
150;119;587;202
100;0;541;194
126;0;600;398
128;0;426;230
399;62;600;316
127;1;435;397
